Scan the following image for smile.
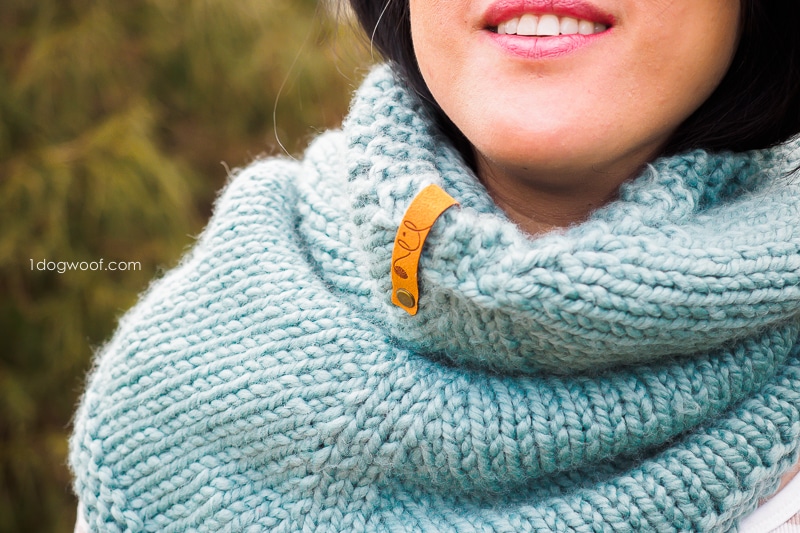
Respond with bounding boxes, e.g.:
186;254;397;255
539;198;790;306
495;14;608;36
482;1;614;59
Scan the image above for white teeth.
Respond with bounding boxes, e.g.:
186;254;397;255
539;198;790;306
496;14;608;36
505;16;519;35
537;14;560;35
578;19;595;35
516;14;538;36
559;17;579;35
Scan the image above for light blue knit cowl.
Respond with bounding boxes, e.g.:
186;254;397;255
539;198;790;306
70;66;800;532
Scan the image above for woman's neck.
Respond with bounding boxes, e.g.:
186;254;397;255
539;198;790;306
475;154;638;235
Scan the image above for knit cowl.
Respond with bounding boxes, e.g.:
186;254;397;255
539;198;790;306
70;66;800;532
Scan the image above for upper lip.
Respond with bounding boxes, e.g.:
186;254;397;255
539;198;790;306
482;0;614;28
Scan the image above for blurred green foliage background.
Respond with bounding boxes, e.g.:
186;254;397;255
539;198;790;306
0;1;372;531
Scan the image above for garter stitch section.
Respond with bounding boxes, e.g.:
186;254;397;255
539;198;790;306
70;66;800;532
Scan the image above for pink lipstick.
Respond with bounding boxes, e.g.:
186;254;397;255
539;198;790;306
483;0;613;60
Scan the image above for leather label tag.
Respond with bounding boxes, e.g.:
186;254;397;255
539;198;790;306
391;184;459;315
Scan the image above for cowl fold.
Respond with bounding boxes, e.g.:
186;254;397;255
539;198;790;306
344;67;800;375
70;66;800;532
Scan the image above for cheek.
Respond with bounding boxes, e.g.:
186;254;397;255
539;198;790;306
409;0;456;61
613;17;739;142
657;5;739;95
409;0;473;98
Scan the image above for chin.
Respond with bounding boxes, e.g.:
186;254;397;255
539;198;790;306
476;131;597;168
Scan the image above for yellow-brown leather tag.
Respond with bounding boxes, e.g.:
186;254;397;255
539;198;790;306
391;184;459;315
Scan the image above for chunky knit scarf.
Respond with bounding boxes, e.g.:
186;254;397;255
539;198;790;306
71;66;800;532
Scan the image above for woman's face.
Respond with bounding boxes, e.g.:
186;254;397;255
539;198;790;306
409;0;741;190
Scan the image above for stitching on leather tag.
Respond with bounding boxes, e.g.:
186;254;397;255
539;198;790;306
390;184;459;315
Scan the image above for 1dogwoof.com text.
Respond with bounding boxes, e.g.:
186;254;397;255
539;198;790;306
30;259;142;274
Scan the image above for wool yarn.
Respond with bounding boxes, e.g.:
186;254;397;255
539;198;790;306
70;66;800;532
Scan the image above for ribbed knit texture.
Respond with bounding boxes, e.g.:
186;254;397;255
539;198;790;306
70;66;800;532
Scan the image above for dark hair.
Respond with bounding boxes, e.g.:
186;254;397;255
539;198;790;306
346;0;800;163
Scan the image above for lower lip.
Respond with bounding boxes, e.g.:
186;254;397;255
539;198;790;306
487;31;608;60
